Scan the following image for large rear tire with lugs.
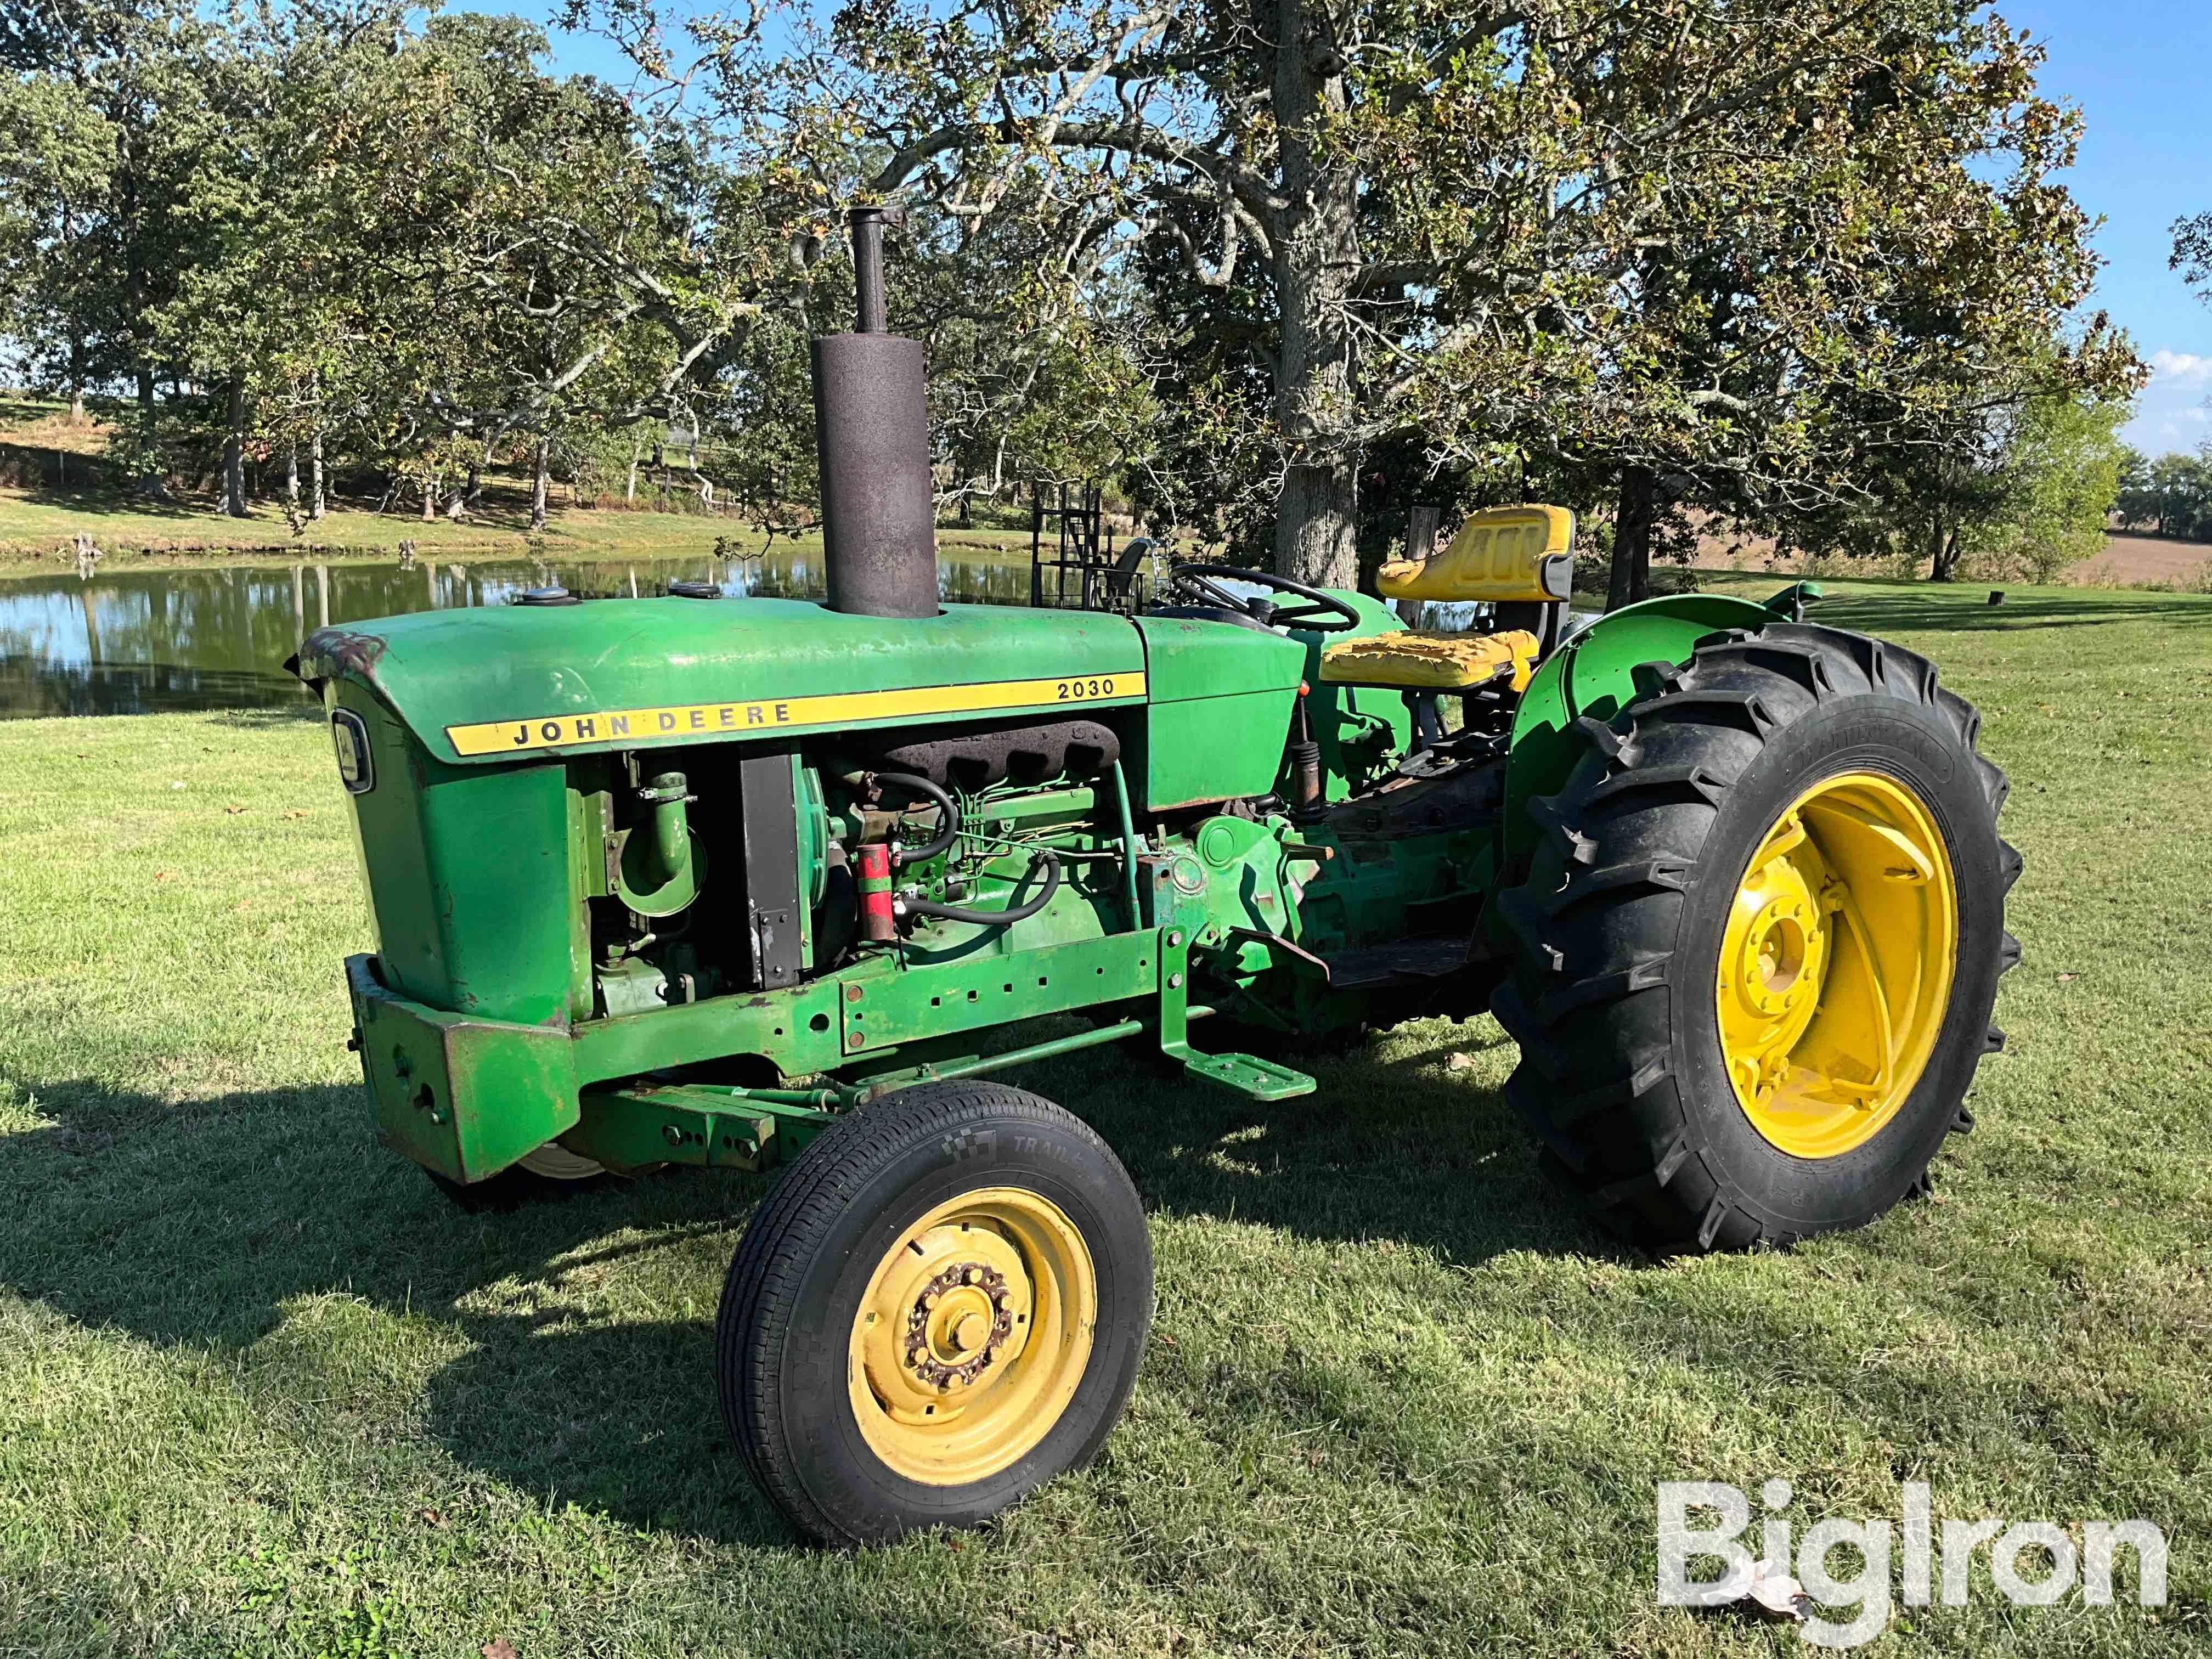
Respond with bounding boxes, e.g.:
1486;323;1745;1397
1491;622;2020;1251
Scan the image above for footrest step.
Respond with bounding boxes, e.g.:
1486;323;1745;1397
1177;1049;1316;1102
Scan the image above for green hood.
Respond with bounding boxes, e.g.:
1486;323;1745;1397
292;596;1149;766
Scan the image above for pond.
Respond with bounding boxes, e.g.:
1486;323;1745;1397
0;541;1484;720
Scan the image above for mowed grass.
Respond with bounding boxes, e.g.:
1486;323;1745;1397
0;485;1032;579
2;577;2209;1656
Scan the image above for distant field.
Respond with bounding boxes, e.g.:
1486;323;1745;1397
2092;533;2212;587
2;573;2205;1656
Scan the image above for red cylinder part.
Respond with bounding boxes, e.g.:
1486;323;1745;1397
856;842;896;941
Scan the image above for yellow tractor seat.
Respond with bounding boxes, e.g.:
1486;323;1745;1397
1319;628;1543;694
1376;504;1575;603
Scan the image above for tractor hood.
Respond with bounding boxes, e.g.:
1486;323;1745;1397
292;596;1148;767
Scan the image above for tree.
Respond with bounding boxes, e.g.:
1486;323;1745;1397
2;1;241;494
2116;449;2212;542
0;74;116;420
594;0;2134;590
1955;388;2130;580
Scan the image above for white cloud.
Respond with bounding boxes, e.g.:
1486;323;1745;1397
2149;349;2212;387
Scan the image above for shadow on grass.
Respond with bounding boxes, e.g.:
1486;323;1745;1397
1818;589;2212;636
18;1006;1948;1573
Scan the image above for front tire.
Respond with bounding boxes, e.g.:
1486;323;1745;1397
1492;622;2021;1251
717;1082;1153;1545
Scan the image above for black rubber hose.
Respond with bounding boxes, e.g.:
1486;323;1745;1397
900;850;1061;927
874;771;960;867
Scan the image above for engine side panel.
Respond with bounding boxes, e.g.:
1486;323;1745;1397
1128;614;1305;809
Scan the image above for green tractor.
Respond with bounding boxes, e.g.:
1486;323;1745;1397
295;210;2018;1545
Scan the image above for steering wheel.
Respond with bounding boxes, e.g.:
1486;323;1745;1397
1167;563;1361;633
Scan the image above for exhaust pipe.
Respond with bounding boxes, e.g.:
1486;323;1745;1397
812;205;939;619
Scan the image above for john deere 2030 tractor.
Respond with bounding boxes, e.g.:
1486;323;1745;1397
294;210;2017;1545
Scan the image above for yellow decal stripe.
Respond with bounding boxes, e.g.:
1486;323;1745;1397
443;673;1147;757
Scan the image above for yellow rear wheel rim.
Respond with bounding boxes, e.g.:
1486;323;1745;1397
1716;771;1959;1159
847;1187;1096;1487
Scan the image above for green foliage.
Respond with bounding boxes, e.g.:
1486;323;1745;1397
612;0;2140;588
2117;446;2212;542
1956;392;2132;582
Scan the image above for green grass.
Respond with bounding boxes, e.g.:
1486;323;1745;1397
2;577;2209;1656
0;486;1031;578
0;396;1029;575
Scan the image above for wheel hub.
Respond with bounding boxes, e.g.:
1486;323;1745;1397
1716;773;1959;1159
847;1187;1097;1486
901;1259;1017;1391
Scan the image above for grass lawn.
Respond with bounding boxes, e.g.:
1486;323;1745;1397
0;398;1029;577
0;486;1031;579
1;576;2207;1656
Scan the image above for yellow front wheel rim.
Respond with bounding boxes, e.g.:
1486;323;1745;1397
847;1187;1096;1486
1717;771;1959;1159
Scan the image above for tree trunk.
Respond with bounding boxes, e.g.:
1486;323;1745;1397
132;368;165;498
1931;527;1961;582
222;377;250;517
1927;516;1959;581
1268;0;1362;590
285;438;300;508
67;336;86;423
625;431;641;503
1609;466;1657;611
308;425;325;520
529;435;550;531
420;462;437;521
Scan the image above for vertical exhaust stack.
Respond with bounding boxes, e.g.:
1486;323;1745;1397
812;205;939;619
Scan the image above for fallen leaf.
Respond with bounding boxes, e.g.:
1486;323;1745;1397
2056;972;2079;983
224;805;248;815
1686;1560;1807;1622
419;1506;447;1528
234;901;252;913
1444;1051;1478;1073
154;871;174;882
945;1536;964;1551
280;809;309;820
482;1641;518;1659
169;781;186;791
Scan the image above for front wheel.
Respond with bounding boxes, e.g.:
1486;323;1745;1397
716;1082;1153;1545
1492;622;2021;1251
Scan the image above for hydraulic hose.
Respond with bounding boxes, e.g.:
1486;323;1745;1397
873;771;960;867
899;849;1062;928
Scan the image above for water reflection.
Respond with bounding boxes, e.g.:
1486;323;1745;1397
0;543;1488;720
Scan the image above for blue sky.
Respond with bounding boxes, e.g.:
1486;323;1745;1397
2005;1;2212;454
510;0;2212;457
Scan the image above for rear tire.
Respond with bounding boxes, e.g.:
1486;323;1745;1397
1491;622;2020;1251
717;1082;1153;1545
